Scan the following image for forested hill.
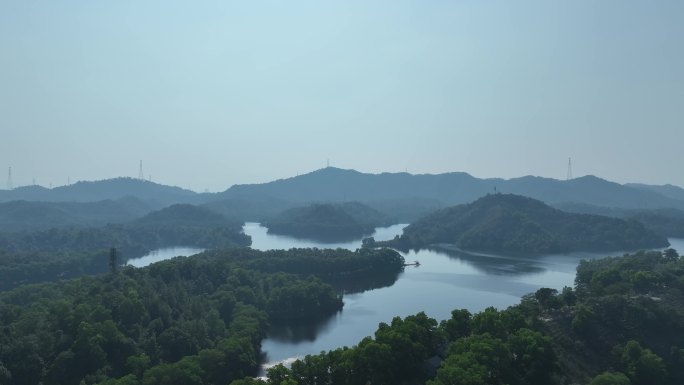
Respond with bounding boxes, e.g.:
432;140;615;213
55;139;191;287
265;202;391;241
389;194;669;254
0;204;250;290
0;197;151;232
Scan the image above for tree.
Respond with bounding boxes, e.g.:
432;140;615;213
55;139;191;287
158;327;199;362
663;248;679;261
534;288;559;310
589;371;631;385
110;247;118;274
443;309;472;340
198;349;226;385
620;340;666;385
431;334;512;385
508;328;556;384
266;364;293;385
471;307;506;338
141;357;203;385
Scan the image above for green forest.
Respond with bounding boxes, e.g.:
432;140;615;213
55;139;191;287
3;243;683;385
388;194;669;254
0;247;405;385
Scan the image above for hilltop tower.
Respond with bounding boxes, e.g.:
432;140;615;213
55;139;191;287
6;167;12;190
138;160;144;180
566;157;573;180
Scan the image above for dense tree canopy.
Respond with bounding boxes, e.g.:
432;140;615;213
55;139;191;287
0;247;405;385
0;211;251;290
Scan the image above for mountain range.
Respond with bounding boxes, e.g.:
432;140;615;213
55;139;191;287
219;168;684;211
0;177;203;208
2;168;684;224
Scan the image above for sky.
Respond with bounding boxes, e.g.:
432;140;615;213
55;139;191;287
1;0;682;192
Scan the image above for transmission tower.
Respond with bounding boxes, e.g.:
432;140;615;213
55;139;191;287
138;160;144;180
566;157;573;180
6;167;13;190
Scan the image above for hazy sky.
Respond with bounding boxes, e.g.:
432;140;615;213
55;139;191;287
1;1;682;192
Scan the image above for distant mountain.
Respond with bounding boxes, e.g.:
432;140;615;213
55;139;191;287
201;196;296;223
219;168;684;212
386;194;668;254
3;170;684;225
626;183;684;202
220;168;489;204
265;202;390;241
554;202;684;238
365;197;445;223
504;175;684;209
0;177;206;208
0;197;151;232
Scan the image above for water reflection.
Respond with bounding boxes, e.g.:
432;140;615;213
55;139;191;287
429;246;546;276
327;270;403;295
267;313;342;343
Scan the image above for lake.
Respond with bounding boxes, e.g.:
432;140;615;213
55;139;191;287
126;246;205;267
243;222;684;370
126;224;684;371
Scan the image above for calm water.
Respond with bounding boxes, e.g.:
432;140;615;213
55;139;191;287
243;222;407;250
126;247;205;267
243;222;684;369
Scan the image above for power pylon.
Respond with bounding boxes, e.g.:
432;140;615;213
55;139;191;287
6;167;12;190
138;160;144;180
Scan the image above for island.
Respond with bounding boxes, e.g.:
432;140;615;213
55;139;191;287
382;193;669;254
265;202;391;242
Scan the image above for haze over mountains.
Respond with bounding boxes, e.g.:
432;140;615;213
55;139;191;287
0;178;202;207
220;168;684;210
2;168;684;213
